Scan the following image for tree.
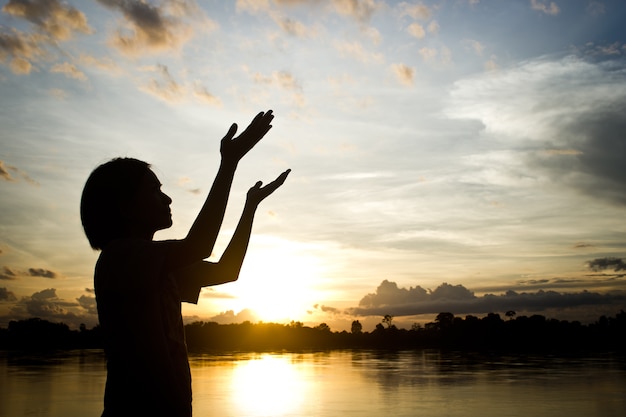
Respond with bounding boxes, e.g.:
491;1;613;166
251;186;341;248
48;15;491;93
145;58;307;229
351;320;363;334
435;312;455;329
315;322;331;332
382;314;394;328
505;310;516;320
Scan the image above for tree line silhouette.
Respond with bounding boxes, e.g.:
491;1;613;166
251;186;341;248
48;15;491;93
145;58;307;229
1;311;624;352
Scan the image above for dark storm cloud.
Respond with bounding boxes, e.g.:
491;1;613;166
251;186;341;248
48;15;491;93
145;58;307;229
0;287;17;302
28;268;57;279
347;280;626;317
587;257;626;272
0;266;18;281
531;96;626;206
19;288;78;316
4;288;98;328
313;304;341;314
76;294;97;315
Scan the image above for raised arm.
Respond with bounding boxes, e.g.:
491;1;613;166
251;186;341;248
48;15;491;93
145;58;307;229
175;169;290;290
167;110;275;269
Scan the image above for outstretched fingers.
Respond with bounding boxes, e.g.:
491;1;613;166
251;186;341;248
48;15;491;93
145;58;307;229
221;110;275;162
247;169;291;206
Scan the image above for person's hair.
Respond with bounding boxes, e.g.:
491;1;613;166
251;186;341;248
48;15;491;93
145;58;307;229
80;157;151;250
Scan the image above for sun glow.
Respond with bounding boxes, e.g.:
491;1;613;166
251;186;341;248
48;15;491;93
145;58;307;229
232;237;327;323
230;354;308;416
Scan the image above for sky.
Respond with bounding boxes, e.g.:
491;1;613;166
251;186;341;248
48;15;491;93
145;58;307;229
1;0;625;332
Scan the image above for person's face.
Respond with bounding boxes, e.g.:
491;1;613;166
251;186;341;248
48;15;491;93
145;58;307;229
125;170;173;238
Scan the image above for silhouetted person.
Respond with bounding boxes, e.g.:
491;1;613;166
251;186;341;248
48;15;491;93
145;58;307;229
80;110;289;417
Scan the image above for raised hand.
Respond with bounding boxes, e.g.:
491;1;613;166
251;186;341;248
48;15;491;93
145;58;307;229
246;169;291;208
220;110;275;164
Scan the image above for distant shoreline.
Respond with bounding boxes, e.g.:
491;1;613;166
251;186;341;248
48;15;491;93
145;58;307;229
1;311;624;353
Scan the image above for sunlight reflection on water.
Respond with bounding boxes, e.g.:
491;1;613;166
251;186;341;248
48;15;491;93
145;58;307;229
1;350;625;417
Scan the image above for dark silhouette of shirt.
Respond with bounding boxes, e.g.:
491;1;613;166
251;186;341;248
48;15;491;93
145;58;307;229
95;238;201;417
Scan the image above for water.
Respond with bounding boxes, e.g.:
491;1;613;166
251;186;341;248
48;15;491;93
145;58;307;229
1;349;625;417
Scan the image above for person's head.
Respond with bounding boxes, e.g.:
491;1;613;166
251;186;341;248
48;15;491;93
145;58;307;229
80;158;172;250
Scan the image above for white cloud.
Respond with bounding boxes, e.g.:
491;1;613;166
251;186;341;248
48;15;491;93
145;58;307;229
50;62;87;81
530;0;560;16
427;20;439;35
398;2;432;20
407;22;425;39
463;39;485;56
333;40;385;64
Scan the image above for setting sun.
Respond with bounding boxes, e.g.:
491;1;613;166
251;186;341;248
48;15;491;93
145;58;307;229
232;237;327;323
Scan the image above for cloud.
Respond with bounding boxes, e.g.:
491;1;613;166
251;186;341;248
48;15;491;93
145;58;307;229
419;46;437;61
407;22;425;39
28;268;58;279
531;95;626;205
139;64;185;103
48;88;67;100
447;55;626;206
0;267;18;281
209;308;259;324
398;2;432;20
0;1;96;75
0;29;46;75
50;62;87;81
236;0;271;14
78;54;124;76
2;0;93;41
0;161;13;181
330;0;381;23
313;304;341;314
252;70;305;107
333;40;384;64
254;70;300;90
586;1;605;17
347;280;626;317
96;0;205;56
0;287;17;302
273;15;312;37
76;294;97;315
462;39;485;56
0;161;38;184
587;257;626;272
391;63;414;86
530;0;560;16
238;0;381;26
584;42;626;58
192;83;222;106
358;280;429;307
4;288;98;328
200;287;236;299
427;20;439;35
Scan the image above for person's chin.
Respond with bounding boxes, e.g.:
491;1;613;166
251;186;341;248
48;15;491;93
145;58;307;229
159;218;173;230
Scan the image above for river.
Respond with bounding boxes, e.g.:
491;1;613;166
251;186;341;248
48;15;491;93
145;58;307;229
1;349;625;416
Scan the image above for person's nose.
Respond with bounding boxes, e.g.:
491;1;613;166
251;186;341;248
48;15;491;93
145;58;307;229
162;192;172;205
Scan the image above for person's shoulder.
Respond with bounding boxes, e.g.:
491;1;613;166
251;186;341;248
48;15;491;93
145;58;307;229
96;239;181;290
